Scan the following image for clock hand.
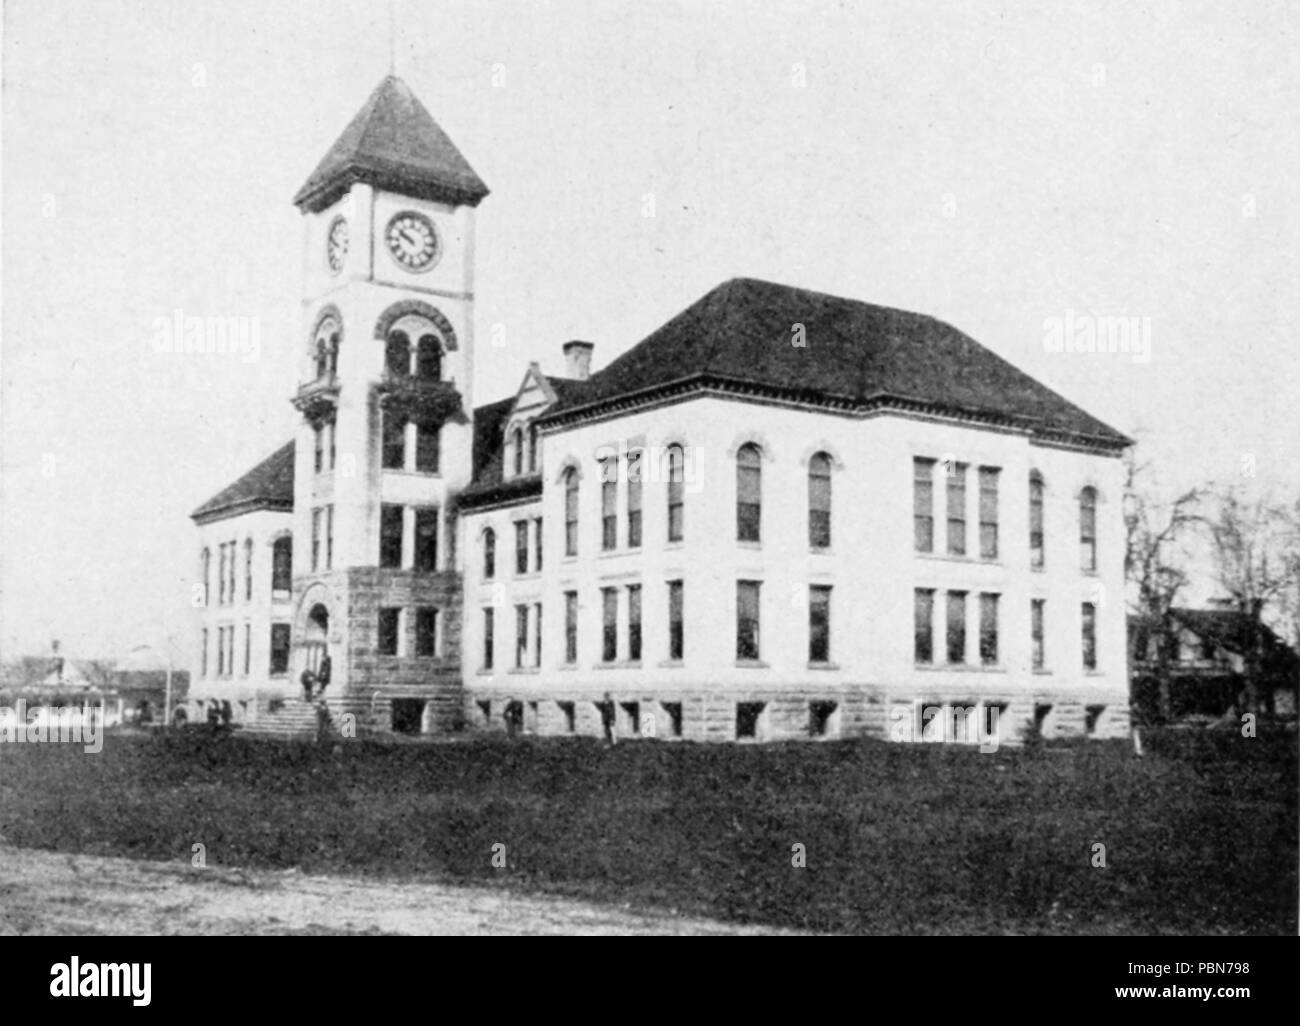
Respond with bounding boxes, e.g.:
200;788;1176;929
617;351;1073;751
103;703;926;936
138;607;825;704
400;229;419;246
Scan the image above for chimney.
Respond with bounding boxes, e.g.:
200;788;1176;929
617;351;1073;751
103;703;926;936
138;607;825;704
562;340;594;381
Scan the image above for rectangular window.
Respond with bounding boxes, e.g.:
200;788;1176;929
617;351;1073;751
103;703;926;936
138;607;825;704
414;507;438;571
328;420;336;471
564;591;578;664
627;451;643;548
914;458;935;553
269;623;290;675
627;584;642;662
1081;500;1098;572
565;473;578;557
314;425;324;474
737;458;761;543
947;462;968;556
602;587;618;663
244;542;253;601
1031;598;1045;670
378;607;401;656
515;604;529;669
415;608;438;657
668;580;683;661
667;447;684;542
379;504;403;569
218;545;227;604
1082;602;1097;670
736;580;761;661
515;521;529;575
979;592;999;666
946;590;967;664
809;585;831;663
201;628;208;677
415;422;440;474
272;538;291;593
979;466;999;560
533;602;543;667
311;511;321;572
325;505;334;570
382;414;406;470
914;588;934;664
243;623;251;676
534;518;543;572
216;626;226;677
601;458;617;550
1030;476;1045;569
483;608;495;670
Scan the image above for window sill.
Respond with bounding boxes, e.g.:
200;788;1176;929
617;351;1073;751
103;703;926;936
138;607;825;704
1031;566;1045;574
737;540;762;550
665;540;684;549
509;667;540;676
809;547;832;556
593;661;642;670
734;659;770;669
476;668;496;677
383;468;443;479
1033;668;1052;675
658;659;684;669
807;661;839;671
916;552;1002;566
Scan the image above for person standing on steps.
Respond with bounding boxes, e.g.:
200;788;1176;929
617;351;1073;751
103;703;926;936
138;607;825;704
601;692;617;746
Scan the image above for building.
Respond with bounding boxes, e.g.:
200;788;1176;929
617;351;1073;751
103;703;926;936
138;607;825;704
189;74;1133;743
1128;605;1299;721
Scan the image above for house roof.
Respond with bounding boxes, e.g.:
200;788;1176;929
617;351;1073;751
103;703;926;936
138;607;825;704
1128;608;1298;668
191;441;295;524
542;277;1131;449
294;75;490;213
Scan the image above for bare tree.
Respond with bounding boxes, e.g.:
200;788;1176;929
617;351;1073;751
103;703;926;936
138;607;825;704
1123;451;1202;721
1198;489;1296;715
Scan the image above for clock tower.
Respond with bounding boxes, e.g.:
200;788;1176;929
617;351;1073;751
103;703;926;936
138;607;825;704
288;74;489;732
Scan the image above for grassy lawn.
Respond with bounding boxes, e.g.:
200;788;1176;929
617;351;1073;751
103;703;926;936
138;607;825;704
0;726;1294;934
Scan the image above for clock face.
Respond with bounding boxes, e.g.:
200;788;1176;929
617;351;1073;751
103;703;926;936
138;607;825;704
385;211;440;273
326;216;349;274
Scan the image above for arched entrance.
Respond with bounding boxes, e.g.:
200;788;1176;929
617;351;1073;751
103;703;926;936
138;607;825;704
303;603;329;675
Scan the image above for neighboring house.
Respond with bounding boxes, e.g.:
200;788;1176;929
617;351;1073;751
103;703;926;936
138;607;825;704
0;654;188;727
188;73;1134;743
1128;607;1300;720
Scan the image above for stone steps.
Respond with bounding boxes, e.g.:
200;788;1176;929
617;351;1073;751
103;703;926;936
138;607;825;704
241;698;330;739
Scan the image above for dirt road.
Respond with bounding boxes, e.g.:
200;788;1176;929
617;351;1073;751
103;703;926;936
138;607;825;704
0;844;798;935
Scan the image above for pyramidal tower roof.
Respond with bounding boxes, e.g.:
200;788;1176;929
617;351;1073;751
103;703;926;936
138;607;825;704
294;74;489;213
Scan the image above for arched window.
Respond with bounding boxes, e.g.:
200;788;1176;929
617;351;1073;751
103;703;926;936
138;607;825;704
512;427;525;477
416;334;441;380
385;329;410;377
736;443;762;542
200;547;211;606
1029;471;1045;569
808;452;832;549
483;528;496;579
313;317;340;379
244;538;254;602
1079;487;1098;572
528;425;539;473
564;467;579;556
666;444;685;542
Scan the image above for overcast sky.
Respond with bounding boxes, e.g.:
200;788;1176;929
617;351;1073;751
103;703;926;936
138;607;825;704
2;0;1297;663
